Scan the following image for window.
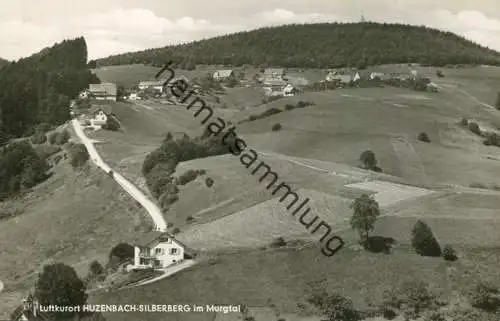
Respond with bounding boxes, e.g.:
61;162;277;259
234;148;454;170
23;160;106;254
155;248;161;255
170;248;179;255
139;258;146;265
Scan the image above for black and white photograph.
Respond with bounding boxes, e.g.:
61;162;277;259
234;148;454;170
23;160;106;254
1;0;500;320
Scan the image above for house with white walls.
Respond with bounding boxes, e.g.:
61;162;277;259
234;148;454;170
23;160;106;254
282;84;297;97
133;232;186;269
91;109;108;127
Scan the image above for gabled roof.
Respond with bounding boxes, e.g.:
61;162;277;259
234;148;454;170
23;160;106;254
213;70;233;78
89;83;117;96
134;231;188;250
264;68;285;76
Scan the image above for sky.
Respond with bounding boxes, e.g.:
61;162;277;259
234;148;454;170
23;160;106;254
1;0;500;60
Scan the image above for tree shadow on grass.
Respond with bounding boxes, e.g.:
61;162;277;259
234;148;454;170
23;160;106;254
361;236;396;254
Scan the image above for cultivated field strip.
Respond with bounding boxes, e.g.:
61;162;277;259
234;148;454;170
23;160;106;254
345;180;434;208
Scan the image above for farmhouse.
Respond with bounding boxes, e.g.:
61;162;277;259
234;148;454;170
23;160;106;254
90;108;109;127
370;72;385;80
138;80;165;93
88;83;117;101
212;70;234;81
264;68;285;80
283;84;297;97
133;231;187;269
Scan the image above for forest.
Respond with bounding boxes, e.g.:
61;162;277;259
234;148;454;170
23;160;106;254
93;22;500;69
0;37;99;142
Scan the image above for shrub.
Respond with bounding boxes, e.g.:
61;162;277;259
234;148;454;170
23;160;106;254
418;132;431;143
382;280;438;319
272;123;282;131
31;132;47;144
69;143;89;168
468;122;481;135
101;116;120;131
197;169;206;175
89;260;104;276
436;69;444;78
172;227;180;235
109;243;134;261
296;100;314;108
460;117;468;126
270;236;287;248
359;150;377;170
284;103;295;110
483;132;500;147
205;177;214;187
178;169;199;185
466;281;500;311
443;244;458;261
186;215;195;222
411;220;442;257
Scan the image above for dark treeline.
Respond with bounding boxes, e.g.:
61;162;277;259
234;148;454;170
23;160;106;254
0;57;9;69
0;141;50;201
0;37;100;142
94;22;500;69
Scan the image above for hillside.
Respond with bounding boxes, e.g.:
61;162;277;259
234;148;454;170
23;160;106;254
0;37;99;140
94;22;500;68
0;57;9;69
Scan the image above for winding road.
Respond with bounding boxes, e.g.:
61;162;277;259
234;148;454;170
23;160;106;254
71;119;167;231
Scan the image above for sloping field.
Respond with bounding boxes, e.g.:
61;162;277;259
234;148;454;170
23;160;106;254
177;188;354;251
0;160;148;318
221;87;266;109
171;152;368;230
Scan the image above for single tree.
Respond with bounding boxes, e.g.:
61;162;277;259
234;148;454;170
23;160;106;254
442;244;458;261
411;220;442;257
350;194;381;241
89;260;104;276
359;150;377;170
35;263;87;320
418;132;431;143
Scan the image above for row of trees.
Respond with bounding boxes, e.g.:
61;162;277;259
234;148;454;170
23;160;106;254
94;23;500;69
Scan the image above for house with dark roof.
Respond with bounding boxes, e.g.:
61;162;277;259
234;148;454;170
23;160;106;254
11;293;48;321
133;231;187;270
264;68;285;81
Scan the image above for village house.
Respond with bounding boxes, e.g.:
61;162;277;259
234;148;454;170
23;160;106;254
283;84;297;97
88;83;117;101
264;68;285;81
79;90;89;99
91;109;108;127
133;231;187;270
212;70;234;81
370;72;385;80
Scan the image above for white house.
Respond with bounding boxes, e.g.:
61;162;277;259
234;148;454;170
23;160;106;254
138;80;165;93
88;83;117;101
370;72;385;80
79;90;89;99
128;92;140;100
133;231;186;269
283;84;297;97
91;109;108;126
212;70;234;81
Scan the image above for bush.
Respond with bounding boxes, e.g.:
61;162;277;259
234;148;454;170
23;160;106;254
186;215;195;222
418;132;431;142
382;280;438;319
359;150;377;170
296;100;314;108
205;177;214;187
483;132;500;147
178;169;199;185
172;227;180;235
284;103;295;110
411;220;442;257
270;237;287;248
89;260;104;276
443;244;458;261
468;122;481;135
272;123;282;131
436;69;444;78
460;117;468;126
31;132;47;144
109;243;134;261
466;281;500;311
69;143;89;168
101;116;120;131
